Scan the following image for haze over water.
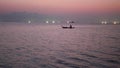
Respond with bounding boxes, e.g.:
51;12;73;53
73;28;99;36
0;24;120;68
0;0;120;24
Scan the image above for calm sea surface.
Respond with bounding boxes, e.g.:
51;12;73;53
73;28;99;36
0;24;120;68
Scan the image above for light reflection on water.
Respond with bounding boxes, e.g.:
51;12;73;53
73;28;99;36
0;24;120;68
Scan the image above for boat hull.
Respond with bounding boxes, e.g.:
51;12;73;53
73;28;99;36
62;27;75;29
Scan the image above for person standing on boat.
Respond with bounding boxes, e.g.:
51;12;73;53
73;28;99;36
69;21;74;28
70;24;72;28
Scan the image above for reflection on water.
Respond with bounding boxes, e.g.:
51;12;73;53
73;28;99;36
0;24;120;68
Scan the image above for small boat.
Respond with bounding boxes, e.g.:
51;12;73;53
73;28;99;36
62;21;75;29
62;24;75;29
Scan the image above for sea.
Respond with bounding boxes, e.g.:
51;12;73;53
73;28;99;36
0;23;120;68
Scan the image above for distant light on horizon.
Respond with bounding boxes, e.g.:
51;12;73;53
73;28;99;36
113;21;117;24
104;21;107;24
46;21;49;23
52;21;55;23
101;21;107;24
28;20;31;24
113;21;119;25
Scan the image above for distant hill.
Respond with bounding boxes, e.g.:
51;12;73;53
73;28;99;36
0;12;46;22
0;12;120;24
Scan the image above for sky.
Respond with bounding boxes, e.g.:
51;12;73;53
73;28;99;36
0;0;120;14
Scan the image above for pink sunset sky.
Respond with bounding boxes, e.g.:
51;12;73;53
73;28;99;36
0;0;120;14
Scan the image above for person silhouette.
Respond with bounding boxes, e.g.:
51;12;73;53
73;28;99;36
70;24;72;28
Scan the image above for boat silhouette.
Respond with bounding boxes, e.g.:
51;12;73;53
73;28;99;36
62;24;75;29
62;21;75;29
